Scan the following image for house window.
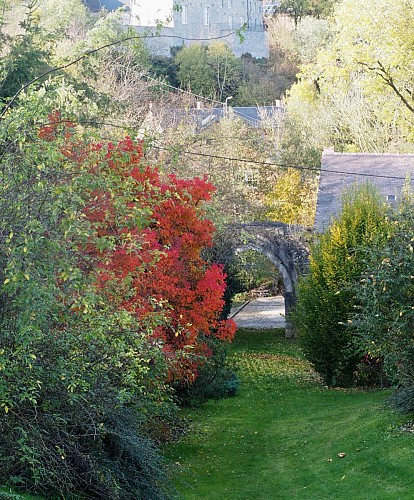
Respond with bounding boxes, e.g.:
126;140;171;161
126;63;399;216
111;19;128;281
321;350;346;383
182;5;188;24
387;194;397;202
204;6;210;25
228;15;233;29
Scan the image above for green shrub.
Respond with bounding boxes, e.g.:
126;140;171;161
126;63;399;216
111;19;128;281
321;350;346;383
0;404;175;499
353;355;388;388
352;198;414;404
390;387;414;414
174;335;240;406
0;102;176;498
293;184;390;386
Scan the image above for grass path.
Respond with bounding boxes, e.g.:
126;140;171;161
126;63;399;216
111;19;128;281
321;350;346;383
166;329;414;499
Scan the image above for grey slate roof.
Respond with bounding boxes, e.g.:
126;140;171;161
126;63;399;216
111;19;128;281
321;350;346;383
186;106;284;128
196;106;283;127
314;150;414;231
137;105;284;136
84;0;127;12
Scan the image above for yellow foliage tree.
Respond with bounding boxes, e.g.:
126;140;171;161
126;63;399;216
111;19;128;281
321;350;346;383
265;168;317;226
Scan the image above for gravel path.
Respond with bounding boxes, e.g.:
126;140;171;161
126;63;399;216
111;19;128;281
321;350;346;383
229;295;286;329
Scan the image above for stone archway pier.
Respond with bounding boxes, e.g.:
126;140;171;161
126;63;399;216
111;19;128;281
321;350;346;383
226;222;310;337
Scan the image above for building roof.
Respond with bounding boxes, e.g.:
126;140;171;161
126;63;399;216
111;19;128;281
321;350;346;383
136;104;284;141
314;150;414;231
137;105;284;136
190;105;284;128
263;2;279;16
84;0;128;12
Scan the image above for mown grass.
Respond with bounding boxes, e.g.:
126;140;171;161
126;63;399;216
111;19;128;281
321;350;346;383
167;329;414;499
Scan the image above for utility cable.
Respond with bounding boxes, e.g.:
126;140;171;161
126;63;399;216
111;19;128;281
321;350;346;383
0;29;243;117
20;118;413;181
152;145;410;180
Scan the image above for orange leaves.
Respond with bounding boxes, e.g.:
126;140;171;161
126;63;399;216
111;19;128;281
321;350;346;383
37;115;235;383
38;111;75;142
59;131;235;383
215;320;237;341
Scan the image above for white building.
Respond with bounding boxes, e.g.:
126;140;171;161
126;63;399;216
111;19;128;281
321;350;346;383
129;0;268;58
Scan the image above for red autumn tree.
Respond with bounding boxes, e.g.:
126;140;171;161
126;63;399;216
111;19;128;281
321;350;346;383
76;133;236;382
38;115;235;382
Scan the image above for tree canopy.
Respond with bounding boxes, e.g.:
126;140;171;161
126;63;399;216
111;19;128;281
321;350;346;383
287;0;414;152
175;42;242;101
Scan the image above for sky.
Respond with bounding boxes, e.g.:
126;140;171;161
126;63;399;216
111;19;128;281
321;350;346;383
131;0;175;27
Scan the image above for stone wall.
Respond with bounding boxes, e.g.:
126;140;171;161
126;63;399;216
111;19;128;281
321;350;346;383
130;0;268;58
226;222;310;337
136;26;268;58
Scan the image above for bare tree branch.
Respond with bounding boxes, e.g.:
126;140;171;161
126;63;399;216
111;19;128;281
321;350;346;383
0;31;237;118
359;60;414;114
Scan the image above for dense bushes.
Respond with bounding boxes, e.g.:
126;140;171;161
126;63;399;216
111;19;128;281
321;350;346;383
0;392;175;499
173;335;239;406
293;185;391;386
351;198;414;406
294;182;414;406
0;102;235;497
0;3;240;491
0;108;170;497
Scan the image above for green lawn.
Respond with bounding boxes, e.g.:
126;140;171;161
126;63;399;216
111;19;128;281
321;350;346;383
166;329;414;499
0;489;44;500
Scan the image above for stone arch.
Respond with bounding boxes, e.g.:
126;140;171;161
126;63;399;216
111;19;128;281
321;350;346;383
226;222;310;336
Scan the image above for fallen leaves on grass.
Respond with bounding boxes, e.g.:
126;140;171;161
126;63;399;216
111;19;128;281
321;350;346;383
231;352;319;385
399;421;414;434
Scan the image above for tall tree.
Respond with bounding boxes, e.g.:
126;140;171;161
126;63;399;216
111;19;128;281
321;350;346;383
207;42;242;101
175;44;215;98
175;43;242;101
297;0;414;145
276;0;337;26
331;0;414;116
279;0;414;158
278;0;310;27
265;168;317;226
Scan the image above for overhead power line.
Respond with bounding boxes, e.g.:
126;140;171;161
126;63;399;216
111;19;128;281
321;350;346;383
20;118;411;182
0;29;241;118
153;145;409;180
